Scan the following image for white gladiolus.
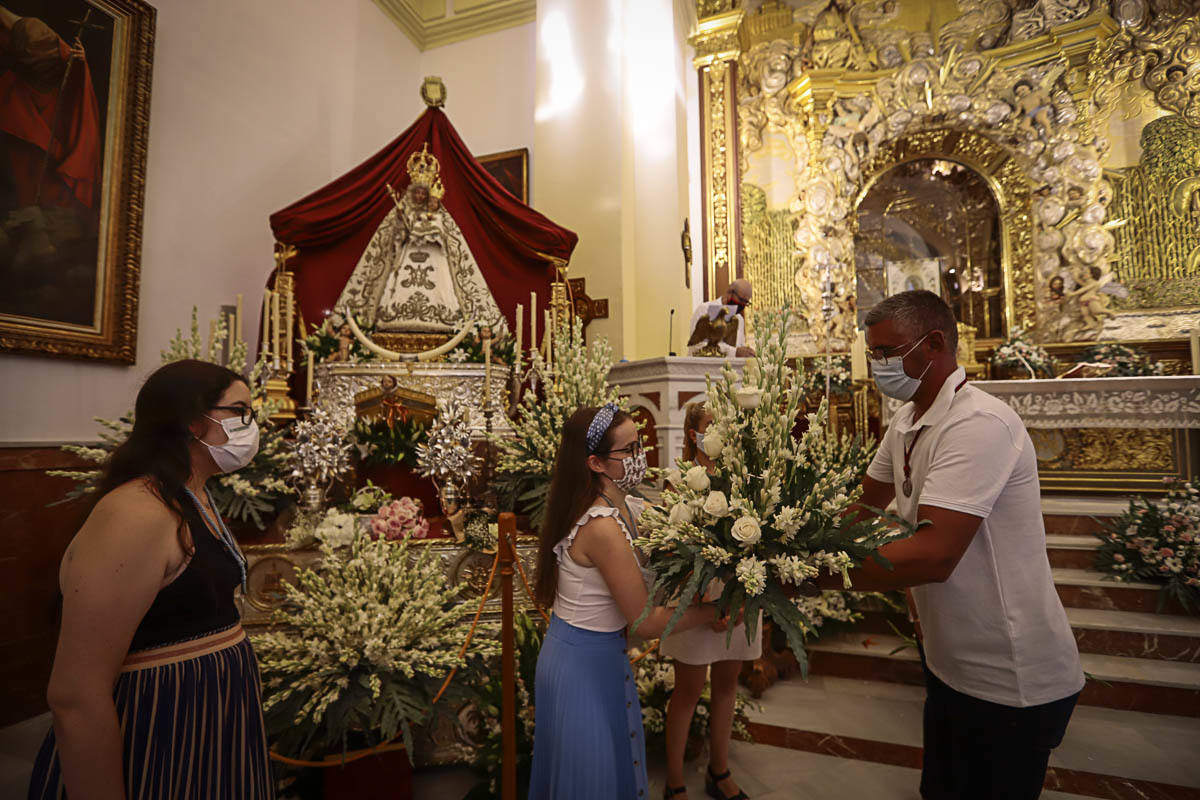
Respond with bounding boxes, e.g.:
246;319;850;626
685;465;711;492
702;491;730;518
730;516;762;546
743;357;761;387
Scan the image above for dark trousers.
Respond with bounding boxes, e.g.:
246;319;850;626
920;662;1080;800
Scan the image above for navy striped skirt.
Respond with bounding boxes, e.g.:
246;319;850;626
28;624;274;800
529;615;649;800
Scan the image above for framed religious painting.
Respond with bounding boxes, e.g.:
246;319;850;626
0;0;155;364
477;148;528;204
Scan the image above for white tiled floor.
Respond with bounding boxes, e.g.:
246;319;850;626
6;673;1199;798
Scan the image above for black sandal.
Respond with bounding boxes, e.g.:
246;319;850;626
664;785;688;799
705;766;749;800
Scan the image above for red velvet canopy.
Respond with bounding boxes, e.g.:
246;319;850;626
269;108;577;333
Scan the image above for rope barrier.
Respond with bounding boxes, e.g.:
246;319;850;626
267;545;502;768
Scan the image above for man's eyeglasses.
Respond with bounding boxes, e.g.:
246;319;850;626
212;405;254;425
867;332;932;366
729;292;751;308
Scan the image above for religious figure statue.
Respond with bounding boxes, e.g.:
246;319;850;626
1014;79;1055;140
1066;265;1115;332
334;144;508;339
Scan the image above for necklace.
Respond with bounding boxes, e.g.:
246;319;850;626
183;487;248;587
902;376;968;498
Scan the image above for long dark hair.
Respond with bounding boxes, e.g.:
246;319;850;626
93;359;247;552
534;406;632;608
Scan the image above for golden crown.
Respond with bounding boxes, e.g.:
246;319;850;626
407;143;444;199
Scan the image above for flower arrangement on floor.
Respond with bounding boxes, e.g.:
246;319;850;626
368;497;431;540
353;416;428;467
463;611;542;800
990;329;1054;378
255;522;498;760
49;308;296;529
801;355;853;397
639;306;912;673
493;317;628;528
1076;342;1165;377
629;645;759;751
1096;479;1199;613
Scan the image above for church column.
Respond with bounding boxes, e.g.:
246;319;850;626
691;2;744;301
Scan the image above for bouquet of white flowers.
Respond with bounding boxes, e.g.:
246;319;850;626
638;307;912;673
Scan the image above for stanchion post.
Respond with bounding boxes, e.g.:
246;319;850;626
498;512;518;800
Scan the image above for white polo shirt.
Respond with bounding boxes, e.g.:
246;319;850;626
866;367;1084;708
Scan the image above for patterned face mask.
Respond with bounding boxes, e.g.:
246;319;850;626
612;451;648;492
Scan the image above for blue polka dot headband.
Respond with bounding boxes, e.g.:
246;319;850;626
587;403;619;453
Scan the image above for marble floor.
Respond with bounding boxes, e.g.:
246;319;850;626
5;673;1199;799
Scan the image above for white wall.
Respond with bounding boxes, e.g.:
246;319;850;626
0;4;541;443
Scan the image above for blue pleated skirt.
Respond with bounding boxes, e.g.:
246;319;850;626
28;624;274;800
528;615;649;800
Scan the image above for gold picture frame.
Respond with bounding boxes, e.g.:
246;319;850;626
0;0;155;364
476;147;529;205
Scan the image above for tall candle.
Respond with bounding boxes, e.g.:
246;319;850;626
261;292;271;362
235;294;243;342
544;310;553;363
284;292;294;370
851;328;868;382
514;303;524;375
484;337;493;409
530;291;537;358
306;350;314;407
271;291;281;367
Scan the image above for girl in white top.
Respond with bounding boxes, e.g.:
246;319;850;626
528;404;724;800
661;402;759;800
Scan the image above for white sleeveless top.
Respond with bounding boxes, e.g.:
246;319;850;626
552;496;650;633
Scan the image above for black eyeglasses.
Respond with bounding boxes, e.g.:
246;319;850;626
867;332;934;366
599;440;645;459
212;405;254;425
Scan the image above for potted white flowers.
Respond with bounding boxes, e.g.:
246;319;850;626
990;329;1054;379
254;518;497;793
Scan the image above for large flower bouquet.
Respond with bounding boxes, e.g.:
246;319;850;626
801;354;853;397
255;524;498;759
1077;342;1165;377
1096;480;1199;613
638;307;912;672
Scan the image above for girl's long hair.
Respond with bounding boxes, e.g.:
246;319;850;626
93;359;247;552
534;406;632;608
681;401;711;463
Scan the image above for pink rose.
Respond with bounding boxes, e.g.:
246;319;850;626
370;519;388;540
411;519;431;538
1164;525;1176;533
1160;548;1175;558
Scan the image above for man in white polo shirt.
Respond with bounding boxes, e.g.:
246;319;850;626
825;290;1084;799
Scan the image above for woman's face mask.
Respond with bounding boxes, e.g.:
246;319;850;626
611;451;648;492
198;415;260;473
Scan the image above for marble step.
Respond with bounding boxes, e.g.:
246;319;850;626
1046;535;1101;570
805;633;1200;717
1052;568;1189;615
1067;607;1200;664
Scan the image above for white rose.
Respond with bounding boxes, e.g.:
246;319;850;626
702;491;730;518
668;503;695;526
702;430;726;459
684;465;711;492
736;388;762;409
730;516;762;546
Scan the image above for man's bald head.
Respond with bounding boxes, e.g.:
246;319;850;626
728;279;752;302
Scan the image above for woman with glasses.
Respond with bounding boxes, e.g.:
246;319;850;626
530;404;728;800
661;402;759;800
29;360;273;800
